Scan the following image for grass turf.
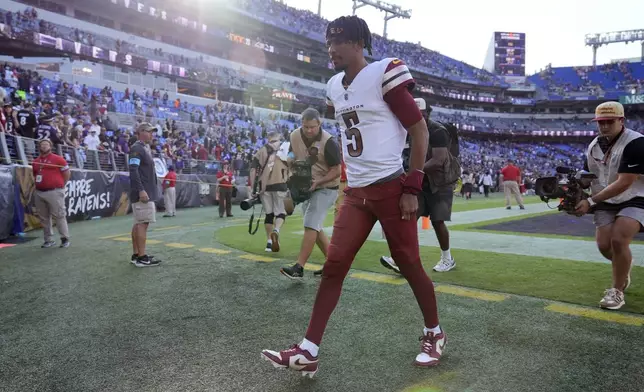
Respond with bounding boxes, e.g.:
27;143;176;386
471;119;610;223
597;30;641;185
216;217;644;314
442;193;541;212
3;207;644;392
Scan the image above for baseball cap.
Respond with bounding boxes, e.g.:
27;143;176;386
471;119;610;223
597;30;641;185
591;101;624;121
136;122;155;133
414;98;427;111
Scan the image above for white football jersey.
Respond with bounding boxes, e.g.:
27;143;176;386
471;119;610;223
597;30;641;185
326;57;414;188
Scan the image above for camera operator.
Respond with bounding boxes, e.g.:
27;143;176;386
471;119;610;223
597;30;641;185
280;108;342;280
249;131;289;252
575;102;644;310
380;98;458;274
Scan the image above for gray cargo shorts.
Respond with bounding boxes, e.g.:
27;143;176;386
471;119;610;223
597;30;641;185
593;207;644;229
301;188;338;231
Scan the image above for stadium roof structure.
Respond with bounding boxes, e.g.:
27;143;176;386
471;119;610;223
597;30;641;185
585;29;644;66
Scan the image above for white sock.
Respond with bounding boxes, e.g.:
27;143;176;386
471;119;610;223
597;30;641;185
441;249;452;260
274;228;280;233
267;239;272;244
299;338;319;357
424;325;442;335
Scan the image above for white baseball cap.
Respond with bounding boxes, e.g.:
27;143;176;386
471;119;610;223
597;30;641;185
414;98;427;111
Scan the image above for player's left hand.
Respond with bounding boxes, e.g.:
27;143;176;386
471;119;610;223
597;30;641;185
574;199;590;216
309;181;318;192
400;193;418;220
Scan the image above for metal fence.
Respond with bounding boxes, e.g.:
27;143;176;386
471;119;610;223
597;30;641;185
0;133;226;174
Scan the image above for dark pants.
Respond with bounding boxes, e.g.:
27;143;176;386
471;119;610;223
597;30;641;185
483;185;490;197
218;187;232;217
305;177;439;345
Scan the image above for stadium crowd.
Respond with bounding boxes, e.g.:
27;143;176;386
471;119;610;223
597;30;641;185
3;4;642;111
1;5;640;188
0;63;587;190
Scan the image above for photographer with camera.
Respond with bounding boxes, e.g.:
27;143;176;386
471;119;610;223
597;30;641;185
575;102;644;310
249;131;290;253
280;108;342;280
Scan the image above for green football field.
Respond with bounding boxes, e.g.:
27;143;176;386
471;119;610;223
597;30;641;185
2;193;644;392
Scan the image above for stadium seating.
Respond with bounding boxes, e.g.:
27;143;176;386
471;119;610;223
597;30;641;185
230;0;505;87
528;63;644;100
1;4;642;190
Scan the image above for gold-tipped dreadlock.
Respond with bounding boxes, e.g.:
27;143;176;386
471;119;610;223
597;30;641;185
325;15;373;55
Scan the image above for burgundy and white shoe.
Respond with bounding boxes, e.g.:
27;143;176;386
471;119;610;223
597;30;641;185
414;329;447;367
261;344;319;378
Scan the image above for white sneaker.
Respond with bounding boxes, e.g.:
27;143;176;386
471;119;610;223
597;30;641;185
433;257;456;272
599;288;625;310
379;256;400;274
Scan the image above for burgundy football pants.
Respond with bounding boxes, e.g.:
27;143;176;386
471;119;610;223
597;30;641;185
305;177;440;346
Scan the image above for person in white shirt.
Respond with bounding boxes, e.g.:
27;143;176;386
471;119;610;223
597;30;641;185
481;171;494;197
83;130;101;150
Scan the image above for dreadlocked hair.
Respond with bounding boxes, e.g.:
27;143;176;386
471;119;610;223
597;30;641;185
326;15;373;55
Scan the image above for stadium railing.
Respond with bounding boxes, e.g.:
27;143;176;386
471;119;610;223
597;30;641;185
0;134;228;175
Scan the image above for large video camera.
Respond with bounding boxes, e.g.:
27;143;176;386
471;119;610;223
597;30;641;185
288;160;313;204
534;166;597;213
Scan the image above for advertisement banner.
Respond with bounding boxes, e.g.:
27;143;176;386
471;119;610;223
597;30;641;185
620;94;644;105
31;32;186;78
16;167;130;231
15;167;226;231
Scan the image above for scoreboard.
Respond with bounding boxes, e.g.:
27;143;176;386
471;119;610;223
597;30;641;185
494;32;525;76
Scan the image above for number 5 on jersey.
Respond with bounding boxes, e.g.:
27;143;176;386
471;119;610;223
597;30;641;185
341;111;363;157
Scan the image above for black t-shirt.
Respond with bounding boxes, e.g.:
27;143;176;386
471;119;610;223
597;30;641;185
618;137;644;174
4;115;15;134
36;124;61;145
423;122;450;191
322;138;341;166
129;142;159;203
16;109;37;138
587;136;644;210
428;124;449;149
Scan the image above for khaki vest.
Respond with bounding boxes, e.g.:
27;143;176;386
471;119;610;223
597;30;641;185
587;128;644;204
290;128;340;188
254;144;289;192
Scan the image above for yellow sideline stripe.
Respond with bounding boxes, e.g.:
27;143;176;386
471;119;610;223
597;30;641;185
99;233;131;239
304;263;323;271
239;254;277;263
165;243;195;249
191;222;213;227
545;304;644;326
153;225;183;231
434;285;508;302
109;237;162;245
198;247;231;255
351;272;406;285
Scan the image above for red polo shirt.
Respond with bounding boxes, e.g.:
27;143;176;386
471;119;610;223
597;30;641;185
32;152;69;191
163;171;176;189
217;170;234;186
501;165;521;182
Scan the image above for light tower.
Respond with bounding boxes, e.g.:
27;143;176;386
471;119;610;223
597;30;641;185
585;29;644;67
351;0;412;39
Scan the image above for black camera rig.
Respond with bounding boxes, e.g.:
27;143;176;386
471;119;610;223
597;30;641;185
534;166;597;213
